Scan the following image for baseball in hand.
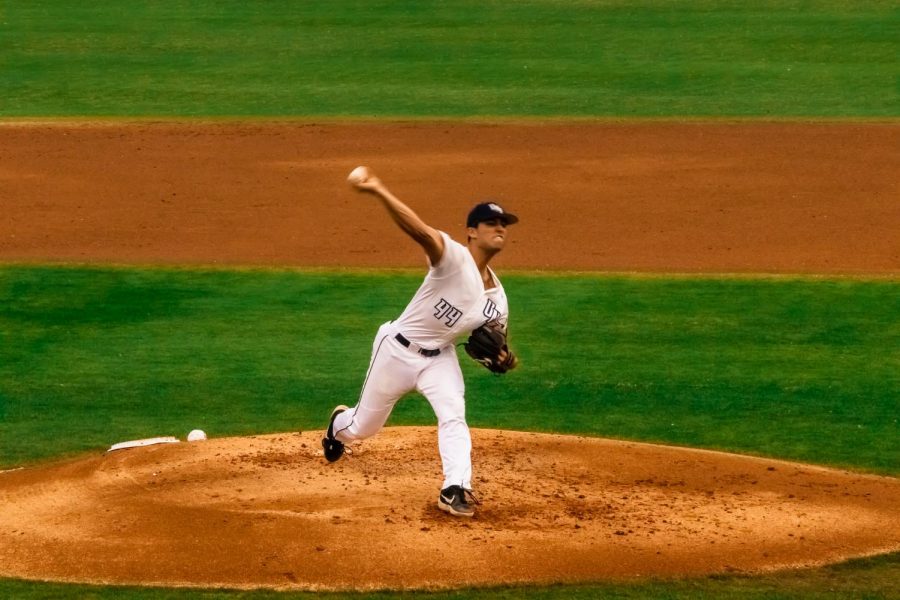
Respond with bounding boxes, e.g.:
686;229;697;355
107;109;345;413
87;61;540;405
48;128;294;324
347;165;370;186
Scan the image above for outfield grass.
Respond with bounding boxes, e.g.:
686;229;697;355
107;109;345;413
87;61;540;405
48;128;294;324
1;0;896;117
2;265;897;474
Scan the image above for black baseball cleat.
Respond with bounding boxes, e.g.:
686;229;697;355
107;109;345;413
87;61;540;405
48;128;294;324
321;405;349;462
438;485;480;517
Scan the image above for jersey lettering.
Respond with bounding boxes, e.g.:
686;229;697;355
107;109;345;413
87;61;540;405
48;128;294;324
434;298;463;327
482;298;501;323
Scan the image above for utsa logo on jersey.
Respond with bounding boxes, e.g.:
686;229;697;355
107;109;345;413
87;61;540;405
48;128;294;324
482;299;502;324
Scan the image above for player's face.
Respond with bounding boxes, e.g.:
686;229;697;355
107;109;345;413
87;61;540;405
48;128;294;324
471;218;509;251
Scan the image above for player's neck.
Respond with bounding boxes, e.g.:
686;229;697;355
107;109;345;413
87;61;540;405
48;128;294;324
467;245;498;282
481;268;496;289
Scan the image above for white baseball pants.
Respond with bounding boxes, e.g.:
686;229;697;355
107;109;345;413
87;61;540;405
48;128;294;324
331;321;472;490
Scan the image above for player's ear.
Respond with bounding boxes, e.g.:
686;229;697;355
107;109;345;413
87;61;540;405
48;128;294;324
466;226;478;243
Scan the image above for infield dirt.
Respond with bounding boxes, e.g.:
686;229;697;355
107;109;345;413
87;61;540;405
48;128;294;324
1;121;898;274
1;121;898;590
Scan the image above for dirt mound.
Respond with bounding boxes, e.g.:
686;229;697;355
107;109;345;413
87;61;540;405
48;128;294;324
1;427;898;591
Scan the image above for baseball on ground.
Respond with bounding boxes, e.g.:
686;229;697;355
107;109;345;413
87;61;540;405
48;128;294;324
347;165;370;185
187;429;207;442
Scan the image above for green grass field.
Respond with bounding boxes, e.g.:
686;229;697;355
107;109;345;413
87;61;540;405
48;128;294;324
1;0;896;117
2;266;898;473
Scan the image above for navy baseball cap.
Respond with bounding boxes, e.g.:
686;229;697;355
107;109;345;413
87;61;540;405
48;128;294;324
466;202;519;228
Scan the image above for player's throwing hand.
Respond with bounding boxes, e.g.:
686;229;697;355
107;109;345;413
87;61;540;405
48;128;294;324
347;165;382;194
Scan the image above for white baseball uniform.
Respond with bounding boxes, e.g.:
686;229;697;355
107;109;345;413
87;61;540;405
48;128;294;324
331;231;509;490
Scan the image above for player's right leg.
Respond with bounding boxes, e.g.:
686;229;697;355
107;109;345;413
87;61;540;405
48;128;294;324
324;323;418;457
322;405;350;462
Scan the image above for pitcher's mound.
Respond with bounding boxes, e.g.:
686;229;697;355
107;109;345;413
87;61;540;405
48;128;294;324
1;427;898;591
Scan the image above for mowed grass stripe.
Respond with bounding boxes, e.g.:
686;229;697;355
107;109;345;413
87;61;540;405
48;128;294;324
1;1;896;117
1;265;897;474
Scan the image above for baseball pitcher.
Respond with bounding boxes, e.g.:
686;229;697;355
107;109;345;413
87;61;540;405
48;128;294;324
322;166;519;517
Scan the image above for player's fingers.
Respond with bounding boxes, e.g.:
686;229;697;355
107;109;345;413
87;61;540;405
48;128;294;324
354;177;383;192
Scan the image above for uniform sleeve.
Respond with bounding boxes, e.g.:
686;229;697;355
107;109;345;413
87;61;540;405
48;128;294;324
429;231;466;279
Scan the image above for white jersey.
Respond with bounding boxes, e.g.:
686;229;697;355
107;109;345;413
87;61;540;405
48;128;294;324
392;231;508;350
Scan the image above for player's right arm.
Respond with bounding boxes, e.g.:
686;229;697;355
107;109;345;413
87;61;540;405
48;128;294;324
351;169;444;265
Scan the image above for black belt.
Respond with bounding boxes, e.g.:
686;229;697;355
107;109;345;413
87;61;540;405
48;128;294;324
394;333;441;357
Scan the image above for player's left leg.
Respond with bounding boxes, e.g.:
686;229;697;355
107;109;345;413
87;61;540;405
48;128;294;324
417;354;471;491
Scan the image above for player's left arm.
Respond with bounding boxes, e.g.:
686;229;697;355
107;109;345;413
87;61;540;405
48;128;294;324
498;347;518;370
498;320;519;370
464;317;519;373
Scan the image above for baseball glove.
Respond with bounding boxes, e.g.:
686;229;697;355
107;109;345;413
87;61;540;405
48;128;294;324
464;323;518;375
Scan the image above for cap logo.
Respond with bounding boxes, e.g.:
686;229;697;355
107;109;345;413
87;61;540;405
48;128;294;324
487;203;504;214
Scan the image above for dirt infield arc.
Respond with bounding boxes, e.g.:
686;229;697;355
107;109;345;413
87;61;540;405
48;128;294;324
1;428;899;591
1;121;898;274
